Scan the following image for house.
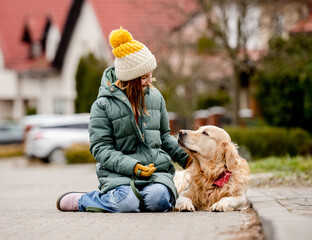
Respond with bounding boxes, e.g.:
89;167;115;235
0;0;193;120
289;1;312;35
0;0;110;120
2;0;307;123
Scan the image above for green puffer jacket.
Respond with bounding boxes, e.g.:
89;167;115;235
89;66;189;201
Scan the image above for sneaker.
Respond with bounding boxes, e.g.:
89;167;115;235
56;192;85;211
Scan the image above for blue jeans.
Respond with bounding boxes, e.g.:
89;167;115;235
78;183;173;213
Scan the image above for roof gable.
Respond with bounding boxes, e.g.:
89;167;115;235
0;0;72;70
53;0;197;69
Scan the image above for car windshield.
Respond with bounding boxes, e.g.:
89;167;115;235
0;123;24;133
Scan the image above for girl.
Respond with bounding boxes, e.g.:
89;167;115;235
56;27;192;213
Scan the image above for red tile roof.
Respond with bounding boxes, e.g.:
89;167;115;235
290;14;312;34
0;0;196;71
89;0;197;43
290;3;312;34
24;15;48;42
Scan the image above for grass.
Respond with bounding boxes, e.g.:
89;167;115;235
249;156;312;174
249;156;312;186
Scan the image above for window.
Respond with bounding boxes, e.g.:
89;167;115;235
54;98;65;114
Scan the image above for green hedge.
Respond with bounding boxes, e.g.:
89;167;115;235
0;144;24;158
224;126;312;159
65;144;96;164
64;127;312;163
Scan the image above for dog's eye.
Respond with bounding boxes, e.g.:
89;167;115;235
202;131;209;136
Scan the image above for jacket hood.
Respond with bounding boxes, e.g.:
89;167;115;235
97;66;151;99
97;66;118;98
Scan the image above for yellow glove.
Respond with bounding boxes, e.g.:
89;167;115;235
134;163;156;177
185;156;193;169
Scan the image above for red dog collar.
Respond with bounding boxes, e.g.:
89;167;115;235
213;170;232;187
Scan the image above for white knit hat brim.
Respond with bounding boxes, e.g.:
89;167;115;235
114;46;157;81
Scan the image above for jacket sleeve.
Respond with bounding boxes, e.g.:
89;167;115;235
159;96;189;168
89;99;140;176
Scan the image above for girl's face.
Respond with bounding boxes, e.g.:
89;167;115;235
141;71;153;90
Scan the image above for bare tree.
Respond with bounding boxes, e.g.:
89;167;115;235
196;0;259;125
133;0;310;126
196;0;310;125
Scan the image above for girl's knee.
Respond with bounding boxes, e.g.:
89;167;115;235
143;184;172;212
118;197;140;212
110;186;140;213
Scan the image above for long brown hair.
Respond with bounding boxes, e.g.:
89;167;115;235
115;78;149;120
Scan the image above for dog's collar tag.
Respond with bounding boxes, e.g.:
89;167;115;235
213;170;232;187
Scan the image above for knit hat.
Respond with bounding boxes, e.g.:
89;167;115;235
109;27;157;81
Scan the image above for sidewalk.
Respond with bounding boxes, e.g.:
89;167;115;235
0;157;311;240
247;187;312;240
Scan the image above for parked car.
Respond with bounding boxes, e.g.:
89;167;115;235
24;114;90;163
0;121;24;145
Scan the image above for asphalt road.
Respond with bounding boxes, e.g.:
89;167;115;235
0;157;262;240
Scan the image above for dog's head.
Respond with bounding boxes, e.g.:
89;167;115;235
178;125;239;171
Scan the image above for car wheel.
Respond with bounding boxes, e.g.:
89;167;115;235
48;148;66;164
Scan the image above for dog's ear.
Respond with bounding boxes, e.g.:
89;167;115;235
213;142;228;166
214;141;239;171
224;142;240;172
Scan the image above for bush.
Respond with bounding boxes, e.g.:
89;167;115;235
224;126;312;159
65;144;96;164
75;53;108;113
252;36;312;133
196;91;230;110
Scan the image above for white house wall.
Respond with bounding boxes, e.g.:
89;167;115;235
60;1;111;114
0;47;18;101
19;76;62;114
0;70;18;99
0;47;4;69
0;58;19;119
258;2;308;50
46;25;61;62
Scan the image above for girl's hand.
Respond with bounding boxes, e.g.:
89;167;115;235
134;163;156;177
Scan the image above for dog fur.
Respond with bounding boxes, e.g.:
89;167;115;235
174;125;250;212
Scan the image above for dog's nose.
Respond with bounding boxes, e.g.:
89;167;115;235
179;130;187;137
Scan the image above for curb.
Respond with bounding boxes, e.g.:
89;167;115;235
247;189;312;240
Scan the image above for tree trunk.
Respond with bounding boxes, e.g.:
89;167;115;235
233;66;241;125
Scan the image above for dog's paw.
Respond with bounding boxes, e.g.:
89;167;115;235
210;199;234;212
175;197;195;212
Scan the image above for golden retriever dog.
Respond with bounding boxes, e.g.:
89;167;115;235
174;125;250;212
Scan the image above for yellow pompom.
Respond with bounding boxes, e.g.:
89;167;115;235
109;27;133;49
